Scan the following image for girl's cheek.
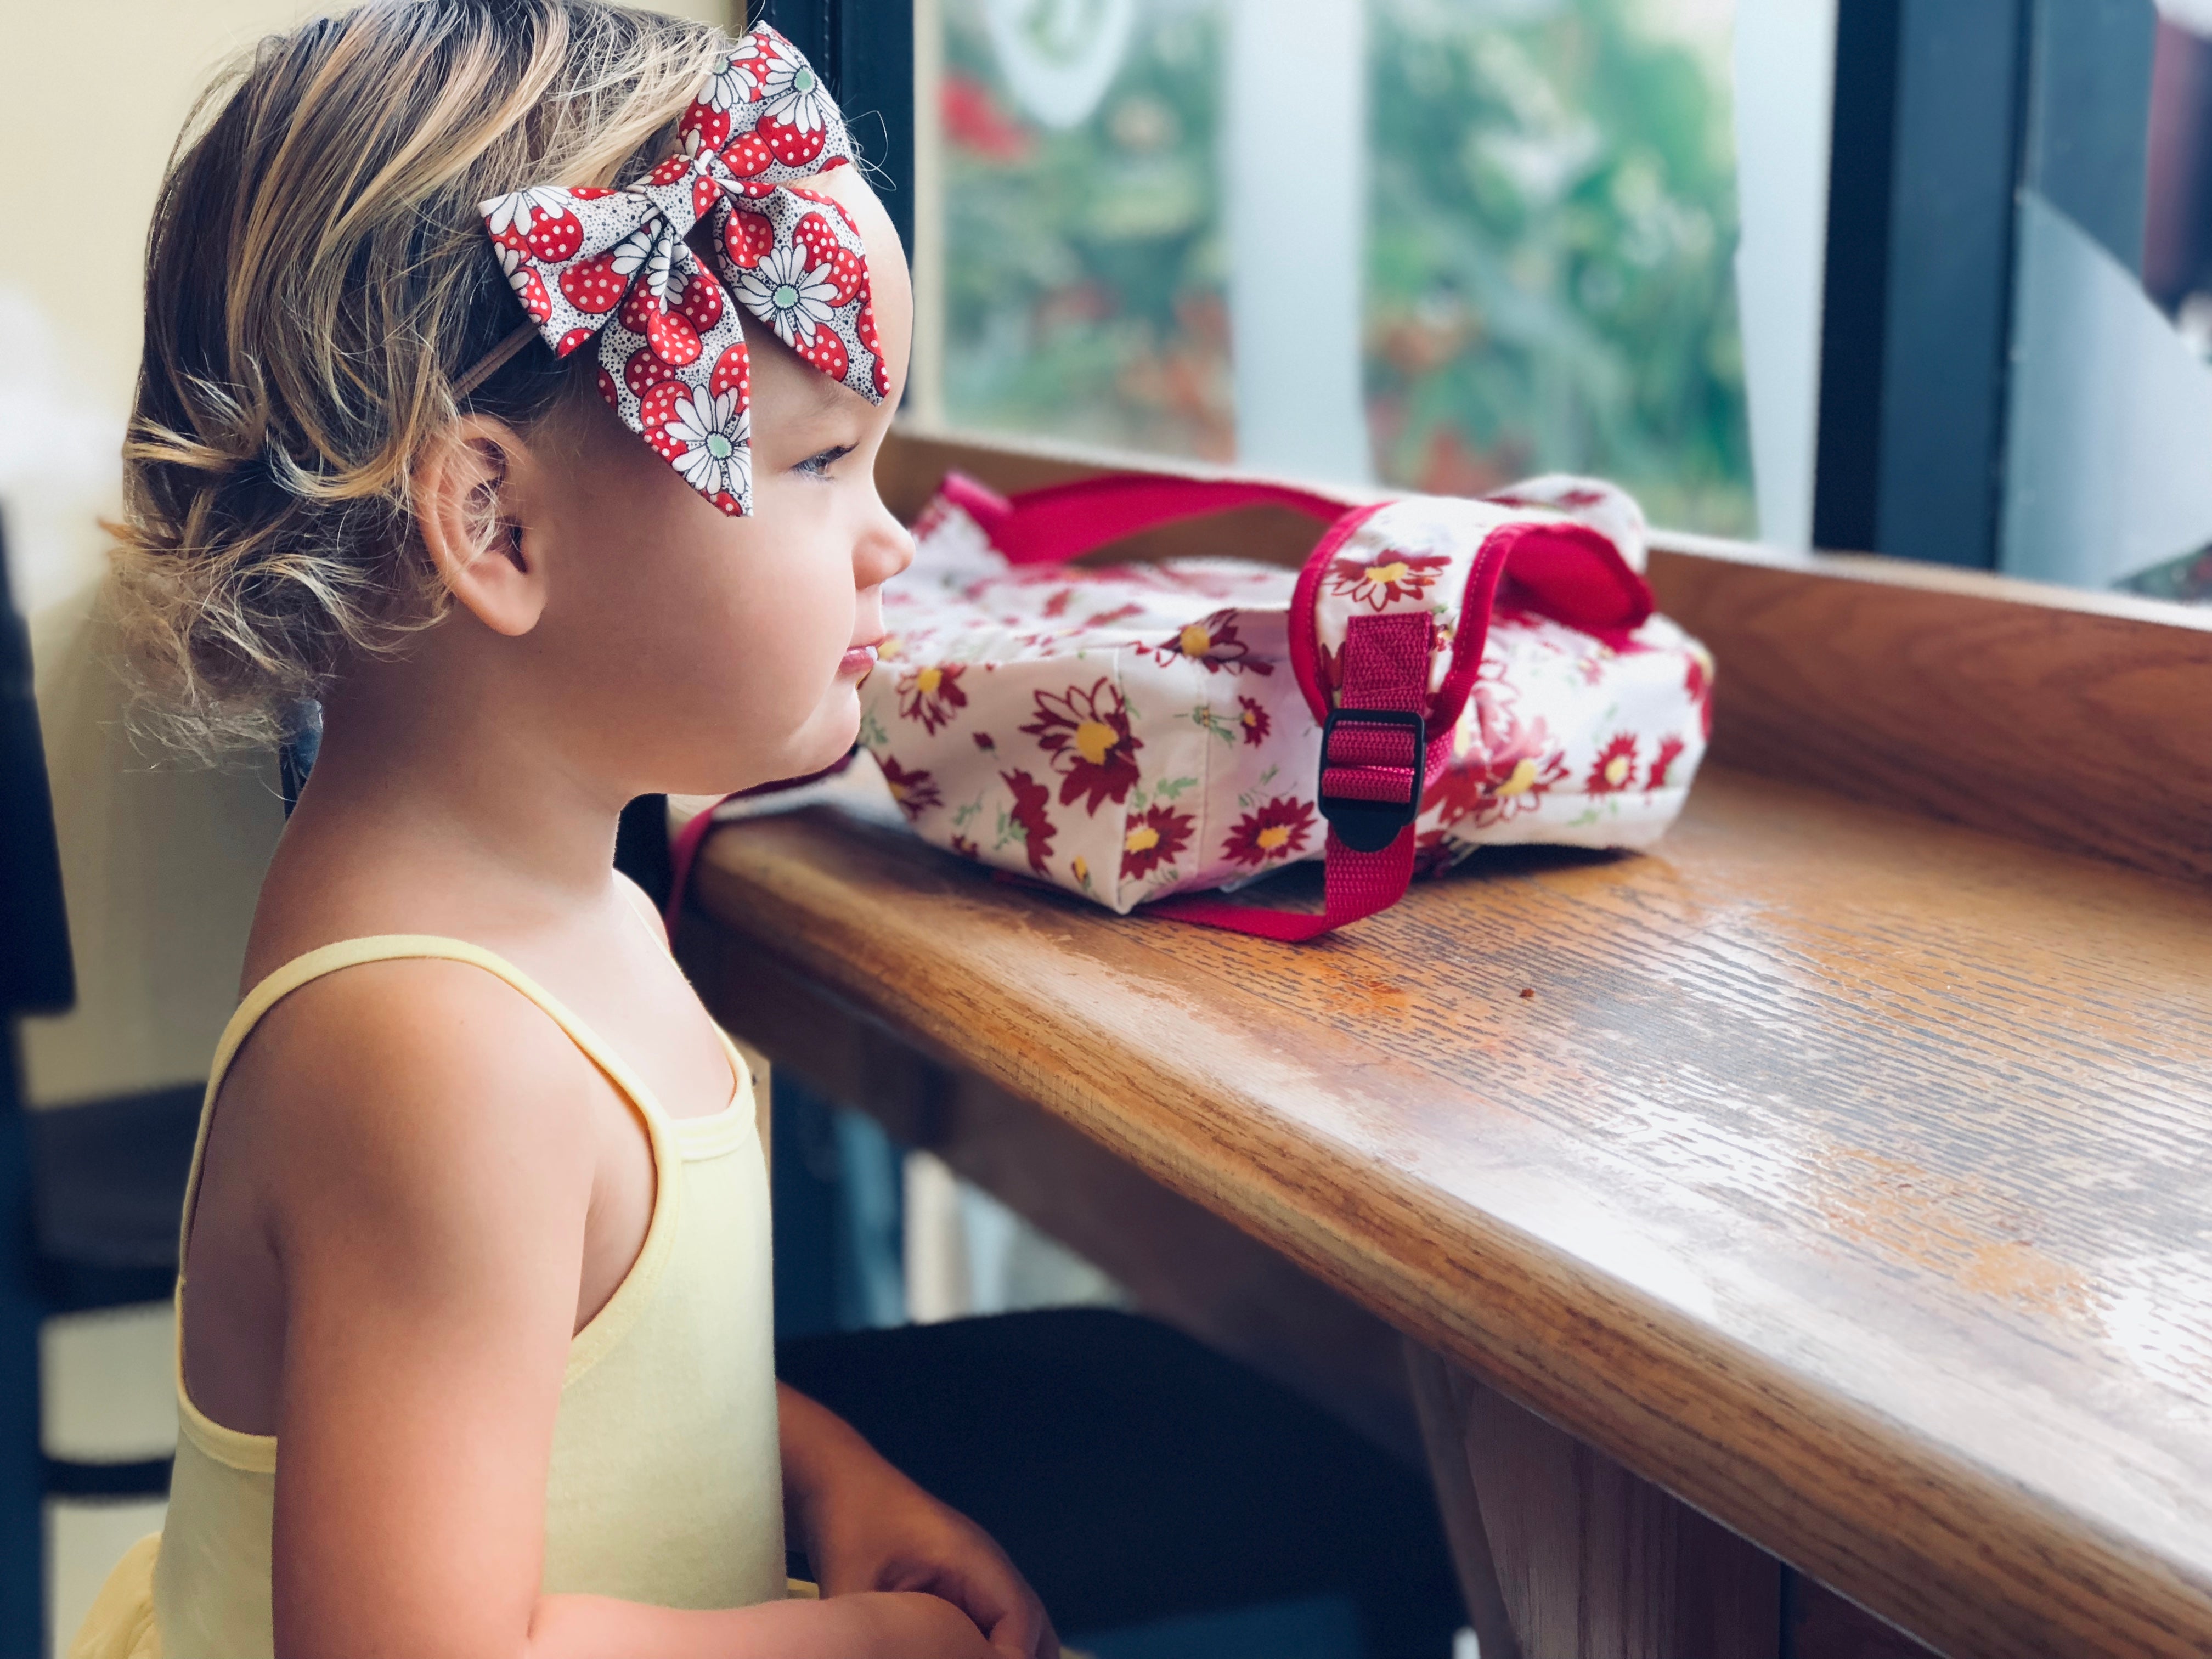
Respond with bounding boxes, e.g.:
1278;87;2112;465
730;527;851;681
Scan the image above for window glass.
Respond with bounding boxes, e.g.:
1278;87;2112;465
1974;5;2212;597
1365;0;1745;528
922;0;1751;535
1802;3;2212;593
934;1;1232;460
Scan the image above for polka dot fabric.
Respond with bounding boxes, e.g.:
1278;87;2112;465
478;25;882;517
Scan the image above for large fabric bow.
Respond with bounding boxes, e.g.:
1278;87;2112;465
479;25;883;517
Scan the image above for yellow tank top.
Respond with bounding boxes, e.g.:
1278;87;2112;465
70;935;787;1659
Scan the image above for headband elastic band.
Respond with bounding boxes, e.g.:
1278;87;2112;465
453;322;540;402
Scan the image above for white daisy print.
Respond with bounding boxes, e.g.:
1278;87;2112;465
758;54;832;134
482;187;567;240
641;225;680;306
664;387;751;502
496;244;533;296
605;222;687;311
706;37;769;110
607;223;658;279
734;243;838;347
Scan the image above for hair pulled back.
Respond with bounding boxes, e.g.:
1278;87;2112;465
113;0;728;754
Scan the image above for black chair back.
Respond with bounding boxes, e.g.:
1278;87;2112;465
0;512;72;1019
1;509;73;1654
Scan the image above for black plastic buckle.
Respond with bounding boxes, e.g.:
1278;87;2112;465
1317;707;1427;853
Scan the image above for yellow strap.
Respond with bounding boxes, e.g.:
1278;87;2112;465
180;936;682;1271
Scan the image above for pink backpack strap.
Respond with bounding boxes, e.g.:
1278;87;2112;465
1150;517;1558;942
940;470;1353;566
663;801;726;939
1147;608;1447;940
934;470;1432;940
943;474;1647;941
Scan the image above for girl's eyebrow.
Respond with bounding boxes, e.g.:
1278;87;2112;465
769;365;860;424
809;371;875;414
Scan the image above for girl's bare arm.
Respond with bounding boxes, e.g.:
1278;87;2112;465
261;962;995;1659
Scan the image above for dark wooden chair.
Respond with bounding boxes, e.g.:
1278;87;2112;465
3;516;196;1658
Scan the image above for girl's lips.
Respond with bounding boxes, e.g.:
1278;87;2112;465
838;644;879;678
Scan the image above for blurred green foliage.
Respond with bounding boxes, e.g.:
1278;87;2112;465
938;0;1753;534
1367;0;1751;530
941;3;1234;459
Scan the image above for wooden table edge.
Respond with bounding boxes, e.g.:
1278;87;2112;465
688;824;2212;1659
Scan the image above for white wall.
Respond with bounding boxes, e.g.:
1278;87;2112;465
1;0;732;1108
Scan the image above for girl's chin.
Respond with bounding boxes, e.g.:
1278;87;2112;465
668;688;862;801
792;696;865;776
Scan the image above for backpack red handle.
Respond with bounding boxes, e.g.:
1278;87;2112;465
938;470;1354;567
939;469;1651;633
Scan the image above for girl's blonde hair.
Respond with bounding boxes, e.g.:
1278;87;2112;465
114;0;731;754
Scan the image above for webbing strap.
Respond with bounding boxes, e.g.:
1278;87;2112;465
941;470;1353;567
1146;611;1443;941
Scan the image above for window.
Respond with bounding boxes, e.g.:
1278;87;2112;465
907;0;1752;534
1812;0;2212;598
919;1;1235;462
804;0;2212;602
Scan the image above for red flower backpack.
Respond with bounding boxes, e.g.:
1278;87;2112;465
671;469;1714;941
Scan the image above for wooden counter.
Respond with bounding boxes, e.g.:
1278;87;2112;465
681;762;2212;1659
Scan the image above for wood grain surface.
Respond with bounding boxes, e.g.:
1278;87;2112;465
1407;1343;1527;1659
1410;1342;1781;1659
877;427;2212;885
679;915;1428;1465
1646;539;2212;885
686;766;2212;1659
690;916;1929;1658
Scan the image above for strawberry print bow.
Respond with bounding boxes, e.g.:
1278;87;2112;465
479;25;883;517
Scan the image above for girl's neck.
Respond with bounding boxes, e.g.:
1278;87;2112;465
253;655;631;961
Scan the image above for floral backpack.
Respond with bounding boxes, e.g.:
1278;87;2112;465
812;469;1714;941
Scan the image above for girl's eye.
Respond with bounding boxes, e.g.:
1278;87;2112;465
793;444;855;479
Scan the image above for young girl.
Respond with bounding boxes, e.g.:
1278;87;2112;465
77;4;1054;1655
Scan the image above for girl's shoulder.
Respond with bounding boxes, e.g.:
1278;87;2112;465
213;950;612;1229
179;947;620;1433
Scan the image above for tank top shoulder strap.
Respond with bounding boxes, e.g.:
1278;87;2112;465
201;935;668;1105
182;935;675;1268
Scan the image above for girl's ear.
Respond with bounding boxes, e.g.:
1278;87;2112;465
414;416;546;637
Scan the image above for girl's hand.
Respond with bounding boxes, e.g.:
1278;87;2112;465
845;1589;1022;1659
526;1587;1011;1658
781;1387;1059;1659
811;1479;1057;1659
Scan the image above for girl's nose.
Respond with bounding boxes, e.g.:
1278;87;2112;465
856;496;916;589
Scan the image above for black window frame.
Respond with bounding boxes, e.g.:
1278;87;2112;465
754;0;917;274
1815;0;2159;570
